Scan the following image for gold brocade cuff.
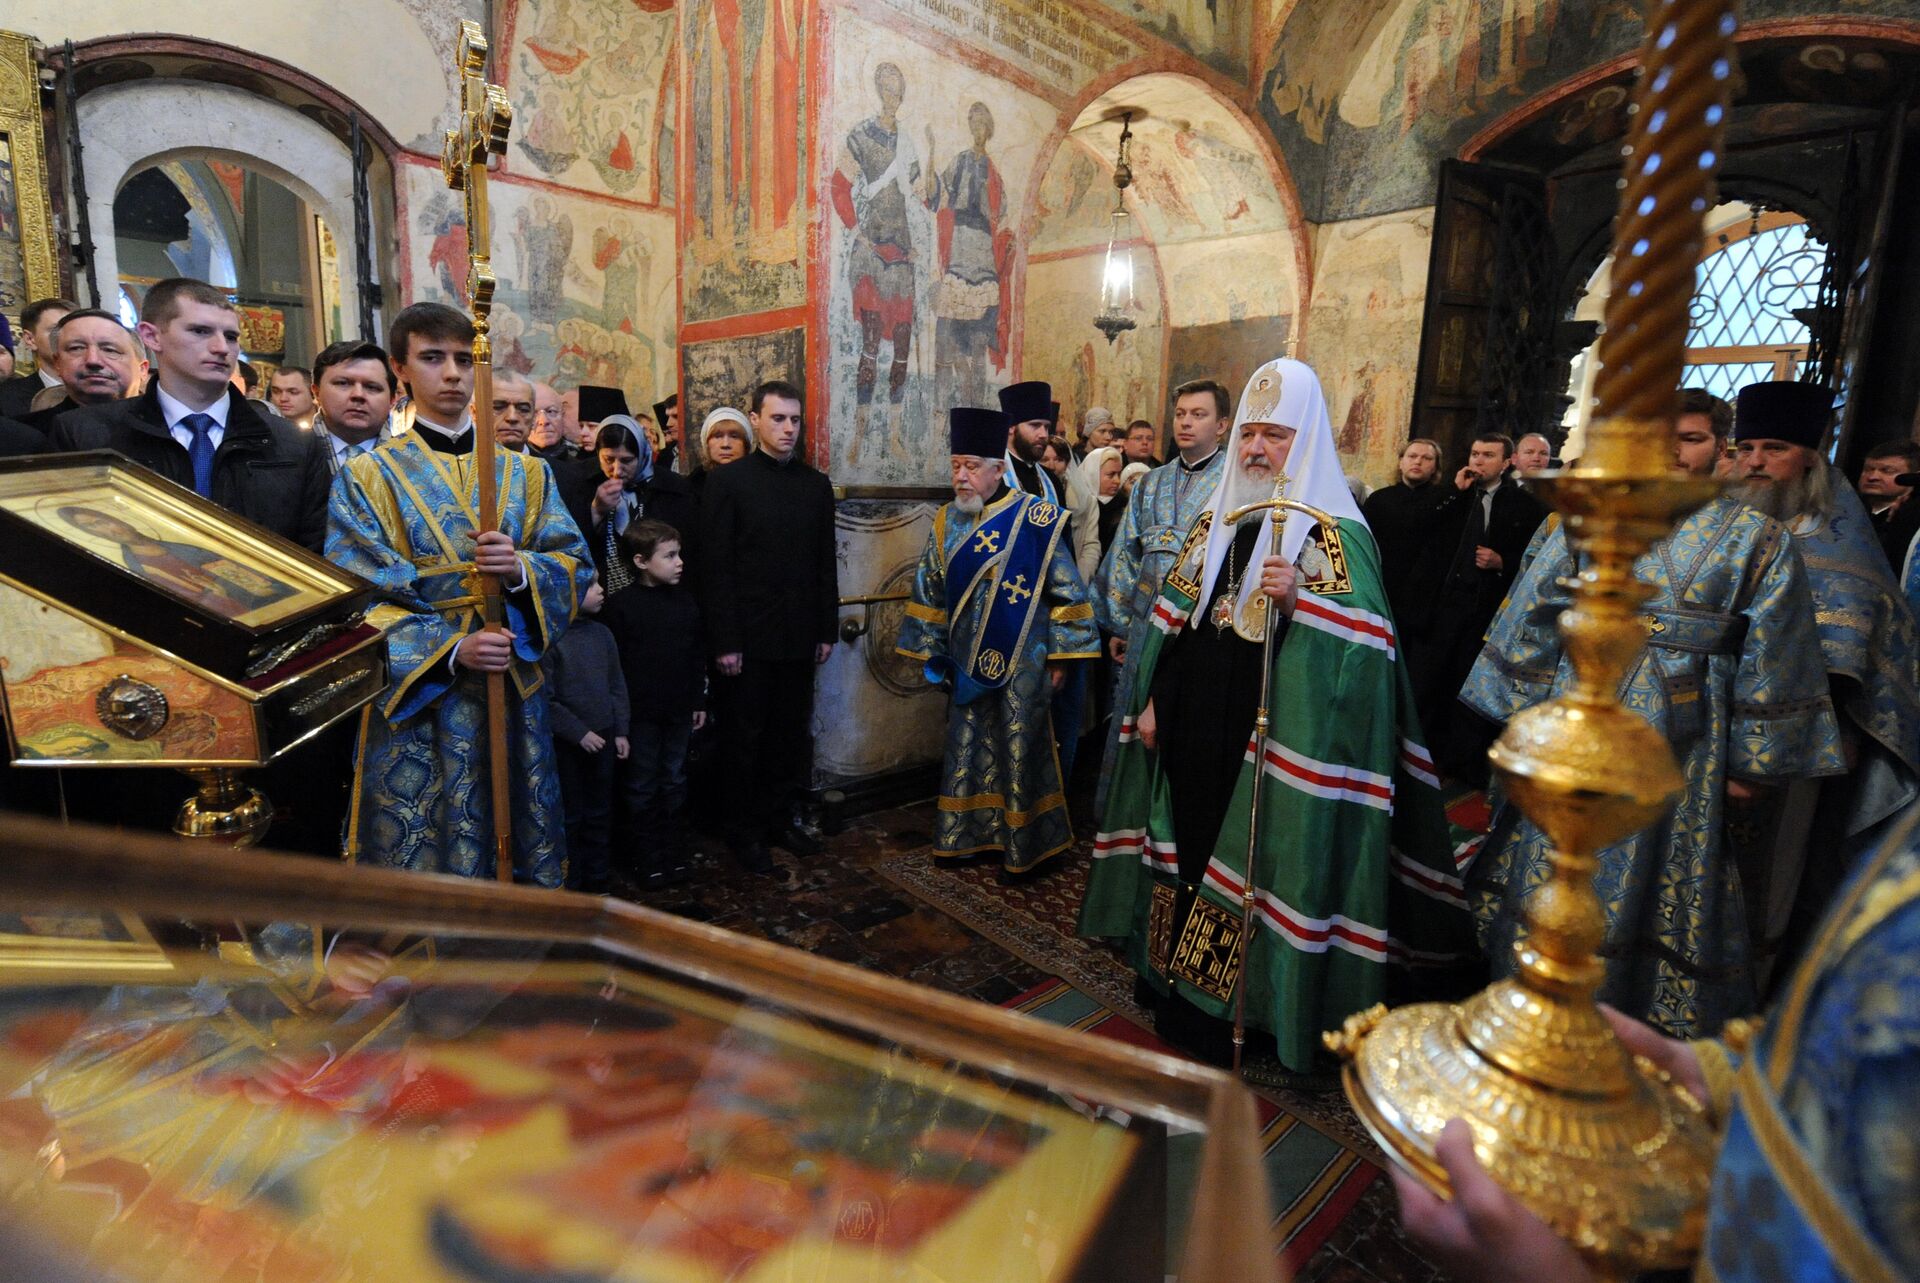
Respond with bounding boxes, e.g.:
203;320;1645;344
1689;1037;1740;1128
1050;602;1095;622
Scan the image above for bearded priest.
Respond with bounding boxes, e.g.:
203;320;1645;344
1079;358;1469;1069
897;407;1101;876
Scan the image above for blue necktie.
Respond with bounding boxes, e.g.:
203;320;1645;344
182;413;217;497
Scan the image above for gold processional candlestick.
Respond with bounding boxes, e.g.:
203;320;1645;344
1221;476;1338;1071
1326;0;1739;1274
442;20;515;883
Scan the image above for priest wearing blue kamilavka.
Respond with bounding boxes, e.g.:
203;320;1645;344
327;303;592;887
1079;358;1468;1070
896;406;1100;876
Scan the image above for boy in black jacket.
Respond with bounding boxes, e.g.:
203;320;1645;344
602;519;707;888
540;574;628;894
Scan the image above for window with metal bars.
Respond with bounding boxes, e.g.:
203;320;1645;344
1683;209;1826;399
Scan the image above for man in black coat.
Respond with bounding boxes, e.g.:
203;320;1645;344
50;278;330;552
0;297;77;419
0;416;46;457
699;378;839;875
1361;436;1449;630
1400;431;1547;781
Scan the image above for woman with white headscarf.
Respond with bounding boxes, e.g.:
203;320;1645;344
1079;357;1469;1071
693;406;752;499
1080;445;1128;554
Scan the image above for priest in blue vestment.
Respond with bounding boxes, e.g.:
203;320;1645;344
1089;379;1233;817
897;406;1100;875
1728;381;1920;968
327;303;592;887
1465;405;1845;1036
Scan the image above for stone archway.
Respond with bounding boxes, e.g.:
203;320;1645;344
77;79;384;328
1018;72;1306;449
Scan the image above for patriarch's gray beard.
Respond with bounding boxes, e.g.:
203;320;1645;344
955;492;984;515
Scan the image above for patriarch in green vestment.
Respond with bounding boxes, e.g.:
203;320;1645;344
1079;357;1468;1070
897;406;1100;874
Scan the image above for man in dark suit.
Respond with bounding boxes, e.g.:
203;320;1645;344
699;378;839;876
0;297;77;419
51;278;329;552
1856;439;1920;574
17;309;144;435
1401;430;1548;781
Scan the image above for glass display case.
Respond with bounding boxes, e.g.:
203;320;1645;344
0;815;1278;1283
0;452;384;769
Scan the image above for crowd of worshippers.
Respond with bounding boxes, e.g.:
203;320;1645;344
0;283;837;892
5;284;1920;1053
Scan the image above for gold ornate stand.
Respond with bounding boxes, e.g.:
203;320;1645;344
173;769;275;847
1326;0;1740;1273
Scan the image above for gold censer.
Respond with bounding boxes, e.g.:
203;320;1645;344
1326;0;1741;1273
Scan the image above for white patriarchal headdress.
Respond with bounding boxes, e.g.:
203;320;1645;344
1191;358;1366;640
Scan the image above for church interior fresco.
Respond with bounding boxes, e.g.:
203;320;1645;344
5;0;1914;626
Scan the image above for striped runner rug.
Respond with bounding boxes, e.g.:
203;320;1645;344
1003;977;1378;1274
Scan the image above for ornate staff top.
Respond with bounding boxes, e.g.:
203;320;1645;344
439;19;516;883
441;20;512;353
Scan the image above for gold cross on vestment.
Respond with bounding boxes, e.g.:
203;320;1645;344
1002;574;1033;606
973;529;1001;554
441;20;512;329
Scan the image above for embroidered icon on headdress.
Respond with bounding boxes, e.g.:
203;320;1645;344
1243;369;1284;424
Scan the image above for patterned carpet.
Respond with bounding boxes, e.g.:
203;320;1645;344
1006;977;1381;1275
873;790;1498;1158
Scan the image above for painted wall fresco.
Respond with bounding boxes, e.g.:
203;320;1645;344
1303;207;1434;486
1086;0;1253;80
1057;80;1298;252
1028;141;1132;258
1260;0;1643;220
1258;0;1911;222
682;0;811;323
507;0;676;202
8;0;467;150
820;9;1058;486
681;326;807;441
404;162;678;407
865;0;1142;88
1167;315;1293;419
1023;249;1167;434
1159;230;1296;327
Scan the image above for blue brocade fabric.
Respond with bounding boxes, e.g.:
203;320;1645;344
898;491;1099;872
1787;468;1920;837
327;437;592;887
1700;823;1920;1281
1465;495;1845;1036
